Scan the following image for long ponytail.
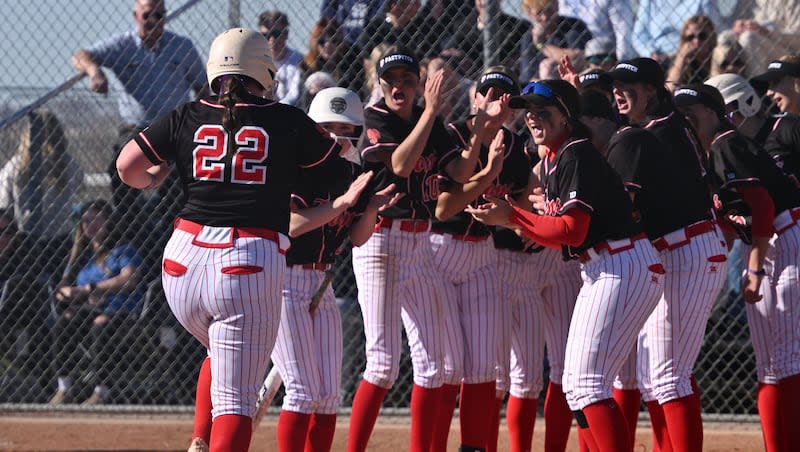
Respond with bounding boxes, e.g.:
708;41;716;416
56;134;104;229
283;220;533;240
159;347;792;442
217;75;248;156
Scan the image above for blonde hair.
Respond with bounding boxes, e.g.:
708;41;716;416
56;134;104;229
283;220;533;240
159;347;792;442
365;43;392;94
15;109;70;191
522;0;555;11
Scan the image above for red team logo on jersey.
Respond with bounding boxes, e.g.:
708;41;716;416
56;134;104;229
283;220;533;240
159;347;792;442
543;197;563;216
367;128;381;145
414;154;436;173
712;193;723;211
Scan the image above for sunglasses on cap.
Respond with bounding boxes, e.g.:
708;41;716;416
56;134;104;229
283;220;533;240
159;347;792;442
587;54;617;66
264;28;288;39
683;32;709;42
142;10;165;20
521;81;571;117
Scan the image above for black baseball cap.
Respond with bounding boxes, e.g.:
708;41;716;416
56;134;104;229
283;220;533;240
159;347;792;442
476;69;520;95
752;60;800;83
376;46;420;78
607;57;665;88
579;70;613;92
579;90;615;121
673;83;726;118
509;79;580;119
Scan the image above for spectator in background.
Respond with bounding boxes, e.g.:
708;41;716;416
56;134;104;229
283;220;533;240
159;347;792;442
298;71;338;112
320;0;385;45
584;37;618;72
728;1;800;78
0;110;83;238
666;16;717;89
426;55;473;123
453;0;527;75
364;43;393;106
300;18;348;81
632;0;724;64
519;0;591;82
559;0;636;60
258;11;304;106
49;200;145;405
710;31;748;78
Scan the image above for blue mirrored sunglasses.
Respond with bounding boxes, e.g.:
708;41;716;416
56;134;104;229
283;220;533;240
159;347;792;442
521;82;555;97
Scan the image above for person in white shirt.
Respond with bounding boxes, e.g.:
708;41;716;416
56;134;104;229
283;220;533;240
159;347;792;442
258;11;304;106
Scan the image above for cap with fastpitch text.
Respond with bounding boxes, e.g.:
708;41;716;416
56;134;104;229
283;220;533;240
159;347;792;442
579;70;613;91
673;83;726;118
509;79;580;119
376;46;420;78
607;57;665;87
476;69;520;95
752;60;800;83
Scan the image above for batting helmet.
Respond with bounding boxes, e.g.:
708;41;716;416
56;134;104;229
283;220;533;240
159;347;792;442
308;87;365;128
207;28;277;92
705;73;761;118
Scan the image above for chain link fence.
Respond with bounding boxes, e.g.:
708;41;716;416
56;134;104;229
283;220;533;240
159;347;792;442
0;0;795;422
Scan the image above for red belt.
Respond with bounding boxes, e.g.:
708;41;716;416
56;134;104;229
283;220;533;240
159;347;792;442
579;233;648;263
287;262;330;271
375;217;430;233
651;220;715;252
174;218;285;254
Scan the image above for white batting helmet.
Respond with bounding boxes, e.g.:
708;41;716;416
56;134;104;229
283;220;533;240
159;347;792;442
308;87;364;127
705;73;761;118
206;28;277;91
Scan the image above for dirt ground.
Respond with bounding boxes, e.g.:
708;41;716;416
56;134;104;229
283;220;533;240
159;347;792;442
0;412;763;451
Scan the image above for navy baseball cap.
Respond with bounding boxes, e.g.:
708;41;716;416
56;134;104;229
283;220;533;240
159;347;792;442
509;79;580;119
673;83;726;118
476;69;520;96
607;58;665;88
376;46;420;78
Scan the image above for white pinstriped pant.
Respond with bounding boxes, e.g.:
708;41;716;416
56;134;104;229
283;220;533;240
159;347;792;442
352;227;446;388
430;233;499;385
271;266;342;414
637;230;727;403
162;229;285;419
563;238;664;411
744;239;778;384
495;247;582;399
770;223;800;380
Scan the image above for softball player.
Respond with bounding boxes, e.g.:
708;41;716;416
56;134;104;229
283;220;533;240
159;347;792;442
607;58;727;452
467;79;664;451
347;45;475;452
116;28;340;452
271;87;401;452
428;66;529;452
750;57;800;450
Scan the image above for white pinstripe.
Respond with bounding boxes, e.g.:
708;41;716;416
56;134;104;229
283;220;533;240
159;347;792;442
637;231;727;403
352;228;446;388
771;223;800;380
431;233;499;385
495;247;582;398
563;239;664;411
162;229;284;419
271;266;342;414
745;239;778;385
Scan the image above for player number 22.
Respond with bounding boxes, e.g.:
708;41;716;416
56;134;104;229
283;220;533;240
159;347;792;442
192;125;269;184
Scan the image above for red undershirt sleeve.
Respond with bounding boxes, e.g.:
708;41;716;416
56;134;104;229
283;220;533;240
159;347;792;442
509;206;591;248
739;185;775;236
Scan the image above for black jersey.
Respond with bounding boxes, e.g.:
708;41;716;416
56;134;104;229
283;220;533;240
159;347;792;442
136;95;338;233
492;135;542;252
764;114;800;188
360;99;461;220
709;125;800;218
287;157;365;265
432;121;531;237
642;110;714;229
606;125;706;238
539;136;639;260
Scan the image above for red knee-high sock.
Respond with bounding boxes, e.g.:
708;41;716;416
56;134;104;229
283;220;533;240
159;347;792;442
581;399;631;451
778;374;800;451
544;383;573;452
613;388;641;449
757;383;780;452
662;381;703;452
278;410;312;452
347;380;388;452
410;385;441;452
577;426;597;452
305;413;336;452
431;384;459;452
459;382;497;449
486;396;504;452
210;414;252;452
647;401;672;452
507;396;537;452
193;357;213;443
